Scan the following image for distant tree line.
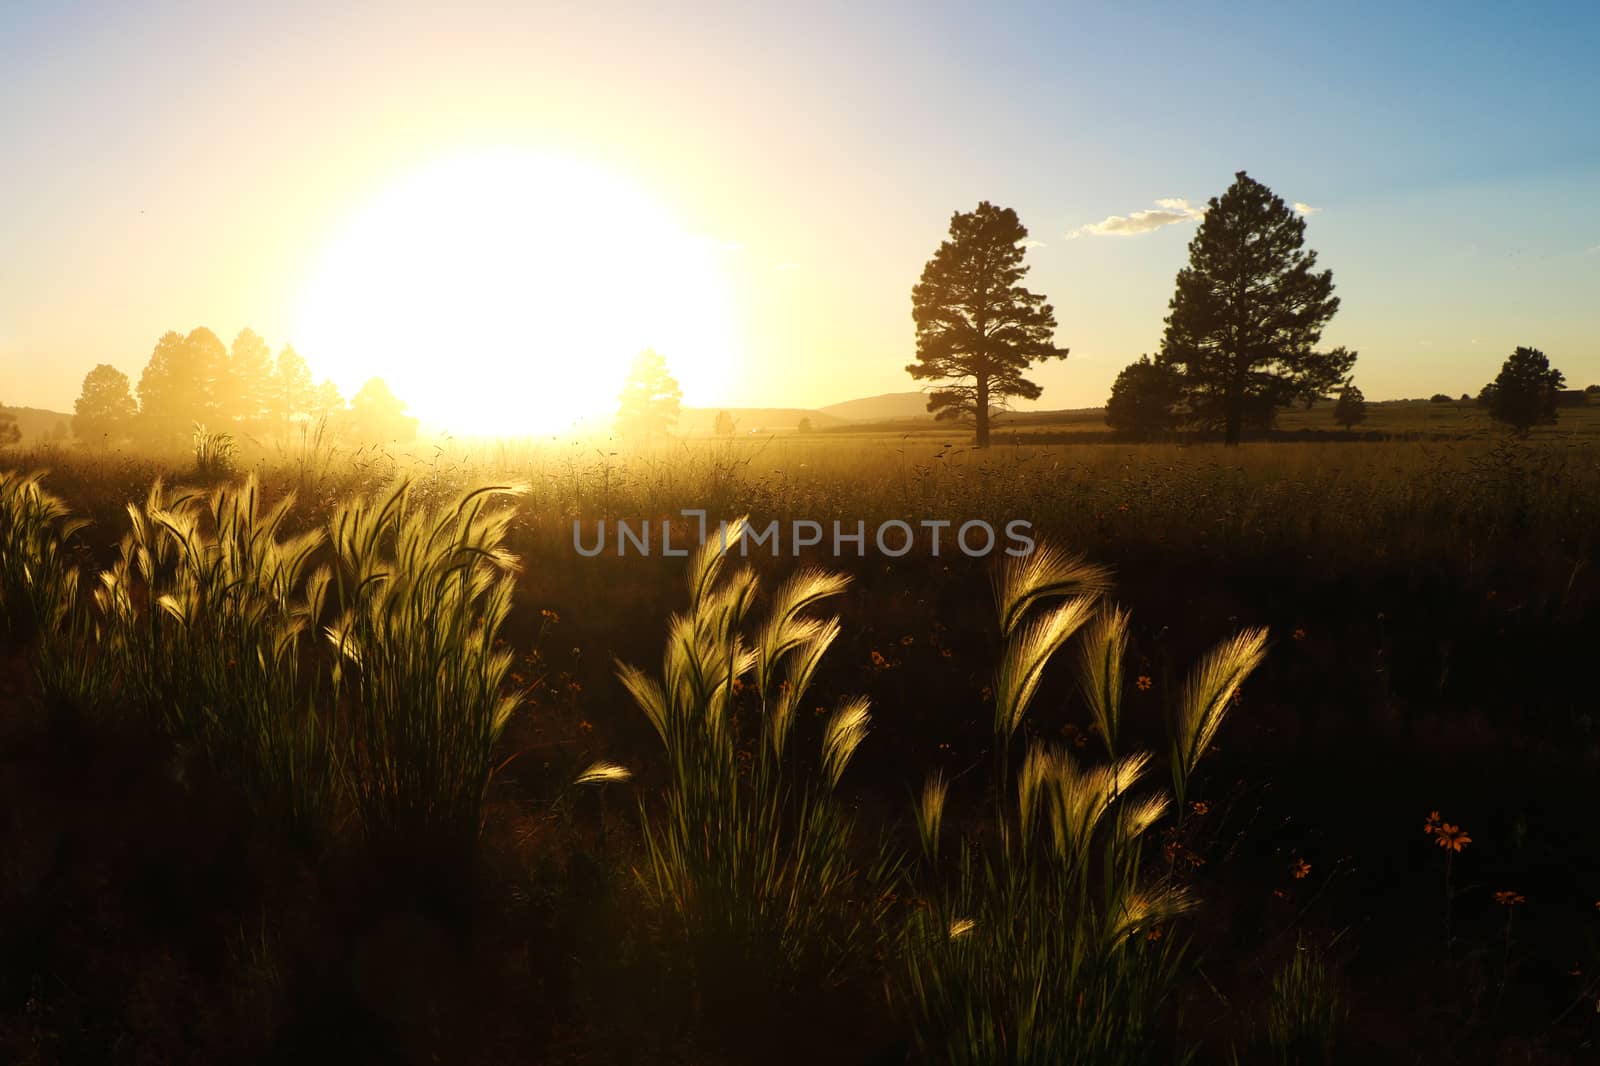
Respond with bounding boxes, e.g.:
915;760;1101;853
69;327;417;447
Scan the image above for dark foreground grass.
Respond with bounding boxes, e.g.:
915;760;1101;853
2;434;1599;1064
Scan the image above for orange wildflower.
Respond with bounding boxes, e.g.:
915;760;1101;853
1292;858;1312;880
1435;823;1471;852
1492;890;1525;906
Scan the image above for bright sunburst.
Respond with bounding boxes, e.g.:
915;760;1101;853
294;148;737;437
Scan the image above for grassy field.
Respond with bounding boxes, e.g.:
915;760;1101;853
2;423;1599;1064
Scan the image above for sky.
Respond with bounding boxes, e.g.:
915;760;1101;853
2;0;1597;428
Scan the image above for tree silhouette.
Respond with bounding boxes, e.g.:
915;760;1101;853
1481;346;1564;436
797;416;814;434
185;327;227;422
713;410;736;437
348;377;417;442
270;344;313;429
1159;172;1353;445
1105;355;1180;439
136;331;202;439
1333;383;1367;429
907;202;1065;448
616;349;682;439
0;407;18;446
224;328;275;426
311;378;344;420
73;363;138;444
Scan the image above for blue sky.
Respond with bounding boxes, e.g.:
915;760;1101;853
2;0;1596;417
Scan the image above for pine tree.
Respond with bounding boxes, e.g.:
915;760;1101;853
907;202;1065;448
1159;172;1354;445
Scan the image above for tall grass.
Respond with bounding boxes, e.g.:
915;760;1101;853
94;475;335;838
1265;934;1345;1064
192;423;238;477
0;468;86;644
897;540;1269;1065
0;469;106;730
325;479;525;870
613;517;896;1020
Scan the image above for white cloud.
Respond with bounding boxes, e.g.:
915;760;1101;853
1021;238;1047;249
1067;197;1205;238
1293;202;1321;216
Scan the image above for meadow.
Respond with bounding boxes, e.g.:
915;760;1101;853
2;414;1599;1065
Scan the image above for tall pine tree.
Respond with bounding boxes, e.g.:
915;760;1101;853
1159;172;1353;445
907;202;1065;448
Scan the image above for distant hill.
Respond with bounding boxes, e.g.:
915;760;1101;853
816;392;933;423
678;407;846;436
0;405;74;443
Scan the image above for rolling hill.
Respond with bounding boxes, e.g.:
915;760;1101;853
0;405;74;443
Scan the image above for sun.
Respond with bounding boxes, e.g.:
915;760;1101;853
294;148;738;438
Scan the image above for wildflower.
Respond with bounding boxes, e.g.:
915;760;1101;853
1145;925;1163;941
869;649;888;670
1435;823;1471;852
1493;890;1525;906
1292;627;1306;641
1423;810;1442;835
577;719;593;734
1136;675;1153;691
940;646;953;659
1293;858;1312;880
1118;503;1130;513
540;608;560;623
1189;800;1210;816
900;634;915;646
980;685;992;702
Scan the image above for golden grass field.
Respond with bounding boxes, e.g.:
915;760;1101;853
3;412;1599;1064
